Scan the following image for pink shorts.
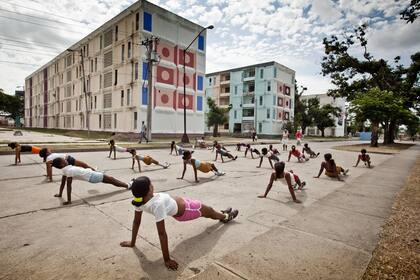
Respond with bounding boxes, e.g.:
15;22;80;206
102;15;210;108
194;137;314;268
174;198;202;222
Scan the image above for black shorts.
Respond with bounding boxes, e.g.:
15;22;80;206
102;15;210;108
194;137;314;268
66;155;76;165
20;145;32;152
270;154;279;162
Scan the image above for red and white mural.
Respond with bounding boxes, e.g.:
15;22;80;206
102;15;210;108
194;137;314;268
154;87;176;109
177;92;194;110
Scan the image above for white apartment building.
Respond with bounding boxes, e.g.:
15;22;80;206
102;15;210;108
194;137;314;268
301;93;346;137
24;0;207;136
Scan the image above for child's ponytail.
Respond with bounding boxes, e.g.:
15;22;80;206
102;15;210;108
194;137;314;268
130;176;151;207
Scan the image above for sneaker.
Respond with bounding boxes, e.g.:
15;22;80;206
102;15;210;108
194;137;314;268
299;181;306;190
234;156;238;160
221;207;232;214
343;169;349;175
316;152;320;157
216;171;225;176
222;209;238;223
163;162;170;169
127;179;134;190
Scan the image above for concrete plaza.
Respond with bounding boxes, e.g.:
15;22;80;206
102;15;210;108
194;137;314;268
0;140;417;279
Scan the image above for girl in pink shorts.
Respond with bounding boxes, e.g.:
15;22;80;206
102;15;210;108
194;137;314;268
120;176;239;270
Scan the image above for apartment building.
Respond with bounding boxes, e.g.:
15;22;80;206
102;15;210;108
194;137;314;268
205;61;295;137
301;93;346;137
24;0;207;136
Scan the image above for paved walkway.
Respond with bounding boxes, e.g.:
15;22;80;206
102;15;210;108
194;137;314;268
191;145;419;279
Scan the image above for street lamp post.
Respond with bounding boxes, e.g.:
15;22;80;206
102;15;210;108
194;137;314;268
181;25;214;144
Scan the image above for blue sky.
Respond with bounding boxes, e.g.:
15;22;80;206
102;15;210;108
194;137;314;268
0;0;419;96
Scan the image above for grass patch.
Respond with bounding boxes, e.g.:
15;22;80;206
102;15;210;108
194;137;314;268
334;143;414;154
362;157;420;279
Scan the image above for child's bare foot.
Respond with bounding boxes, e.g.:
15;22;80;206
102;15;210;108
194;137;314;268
63;201;71;205
120;241;134;247
165;259;179;270
54;194;61;197
257;195;266;198
294;199;302;203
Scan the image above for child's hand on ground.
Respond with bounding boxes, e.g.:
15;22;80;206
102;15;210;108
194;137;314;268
176;177;183;180
63;201;71;205
294;199;302;203
256;166;260;168
195;180;199;183
257;195;266;198
165;259;179;270
119;241;134;247
54;194;61;197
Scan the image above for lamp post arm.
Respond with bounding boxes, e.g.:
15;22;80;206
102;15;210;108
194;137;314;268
184;28;206;52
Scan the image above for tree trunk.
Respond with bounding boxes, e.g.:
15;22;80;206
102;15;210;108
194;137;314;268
212;124;219;137
301;125;307;135
321;129;325;137
384;120;396;145
371;122;379;147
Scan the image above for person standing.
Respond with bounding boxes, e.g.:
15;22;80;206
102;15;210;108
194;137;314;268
139;121;149;144
282;129;289;151
251;128;257;142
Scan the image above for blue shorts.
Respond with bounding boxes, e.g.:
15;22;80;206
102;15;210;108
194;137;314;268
88;171;104;183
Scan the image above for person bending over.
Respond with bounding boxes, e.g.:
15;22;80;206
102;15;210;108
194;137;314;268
258;161;306;203
51;158;129;205
120;176;238;270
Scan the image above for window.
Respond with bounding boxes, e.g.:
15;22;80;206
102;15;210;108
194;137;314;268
66;70;71;82
197;96;203;111
135;62;139;80
128;42;132;58
99;114;102;128
143;12;152;32
234;85;238;95
94;96;97;109
258;122;262;133
100;35;103;49
274;67;277;77
104;72;112;87
121;44;125;62
103;93;112;108
285;86;291;95
127;88;131;106
121;90;124;106
90;60;93;73
197;75;203;91
277;97;283;106
114;113;117;128
142;62;148;80
260;69;264;79
272;108;276;119
115;25;118;42
259;96;263;106
284;112;289;120
104;29;113;47
273;95;276;105
209;77;212;85
198;35;204;51
135;12;139;31
267;81;271;91
142;87;148;105
234;110;237;119
114;69;118;85
267;108;270;119
104;113;112;129
99;75;102;89
104;51;113;68
134;112;138;129
95;58;97;72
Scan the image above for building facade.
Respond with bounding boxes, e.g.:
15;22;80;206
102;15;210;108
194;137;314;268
205;62;295;137
301;93;346;137
24;0;207;136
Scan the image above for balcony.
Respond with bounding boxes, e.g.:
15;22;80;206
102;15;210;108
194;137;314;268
220;92;230;97
242;116;255;121
220;80;230;85
243;91;254;96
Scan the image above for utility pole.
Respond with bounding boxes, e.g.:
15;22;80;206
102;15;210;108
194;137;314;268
80;48;90;138
141;36;159;141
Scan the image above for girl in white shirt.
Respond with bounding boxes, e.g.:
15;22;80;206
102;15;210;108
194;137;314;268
258;161;306;203
120;176;238;270
52;158;129;205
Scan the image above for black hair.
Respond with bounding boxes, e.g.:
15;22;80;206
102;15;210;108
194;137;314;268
304;143;308;147
171;141;175;144
39;148;48;159
128;148;136;155
111;132;116;136
274;161;285;178
261;148;268;155
324;153;332;161
109;139;115;145
52;157;66;169
269;144;273;149
131;176;151;207
246;144;251;148
291;145;296;150
182;150;191;160
361;149;367;154
8;142;17;149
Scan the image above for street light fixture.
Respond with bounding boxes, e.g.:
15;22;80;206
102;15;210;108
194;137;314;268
181;25;214;144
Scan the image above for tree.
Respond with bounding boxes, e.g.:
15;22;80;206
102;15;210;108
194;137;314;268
313;103;341;137
401;0;420;23
0;89;24;122
300;97;320;134
321;24;419;146
206;97;231;137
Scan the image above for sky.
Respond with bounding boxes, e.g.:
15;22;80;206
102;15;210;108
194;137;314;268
0;0;419;96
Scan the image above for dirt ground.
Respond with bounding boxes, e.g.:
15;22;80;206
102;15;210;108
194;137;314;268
334;143;414;154
362;157;420;280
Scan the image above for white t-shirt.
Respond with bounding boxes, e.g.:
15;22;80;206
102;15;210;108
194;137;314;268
114;145;127;153
134;193;178;222
47;153;67;162
62;165;94;181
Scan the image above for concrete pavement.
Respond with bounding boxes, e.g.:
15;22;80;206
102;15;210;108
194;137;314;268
0;141;416;279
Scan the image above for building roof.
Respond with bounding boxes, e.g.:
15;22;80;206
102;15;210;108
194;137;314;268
26;0;204;79
206;61;295;77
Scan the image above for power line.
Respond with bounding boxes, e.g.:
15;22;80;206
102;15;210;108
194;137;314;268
0;60;40;66
0;7;91;28
0;0;92;24
0;41;63;51
0;15;86;34
0;46;57;56
0;35;67;49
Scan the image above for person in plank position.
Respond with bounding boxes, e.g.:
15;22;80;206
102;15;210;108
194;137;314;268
288;145;308;162
257;148;280;169
128;149;169;172
8;142;41;165
178;151;224;183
